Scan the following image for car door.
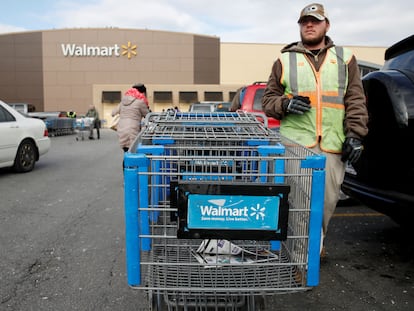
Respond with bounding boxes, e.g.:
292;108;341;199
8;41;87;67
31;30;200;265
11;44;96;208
0;105;20;167
239;83;280;129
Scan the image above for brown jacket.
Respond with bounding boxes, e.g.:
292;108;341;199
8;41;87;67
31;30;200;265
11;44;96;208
262;37;368;140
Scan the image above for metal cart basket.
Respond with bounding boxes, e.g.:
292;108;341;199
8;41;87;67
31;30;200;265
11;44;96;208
74;117;94;141
123;111;326;310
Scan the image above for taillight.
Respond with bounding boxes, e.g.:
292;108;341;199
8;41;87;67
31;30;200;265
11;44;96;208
44;129;49;137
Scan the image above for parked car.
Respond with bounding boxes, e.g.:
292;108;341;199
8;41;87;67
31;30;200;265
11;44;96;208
341;35;414;226
0;100;51;173
188;102;216;112
7;102;36;115
188;101;232;113
237;82;280;129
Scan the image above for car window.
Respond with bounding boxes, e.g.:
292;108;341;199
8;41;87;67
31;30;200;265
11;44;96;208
190;104;213;112
214;102;231;112
0;105;16;122
253;88;265;110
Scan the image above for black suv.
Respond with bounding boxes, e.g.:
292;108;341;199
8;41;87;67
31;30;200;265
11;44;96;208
341;35;414;226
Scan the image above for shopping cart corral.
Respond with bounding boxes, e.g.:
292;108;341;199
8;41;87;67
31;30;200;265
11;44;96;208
44;117;75;136
123;112;326;310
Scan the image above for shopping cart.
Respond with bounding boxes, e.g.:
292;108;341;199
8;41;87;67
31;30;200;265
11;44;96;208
74;117;94;141
123;111;326;310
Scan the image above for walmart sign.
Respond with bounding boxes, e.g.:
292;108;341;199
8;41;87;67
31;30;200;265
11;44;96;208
61;44;121;57
61;41;137;59
187;194;280;230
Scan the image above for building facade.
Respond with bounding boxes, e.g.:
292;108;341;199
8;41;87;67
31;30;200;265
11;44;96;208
0;28;385;124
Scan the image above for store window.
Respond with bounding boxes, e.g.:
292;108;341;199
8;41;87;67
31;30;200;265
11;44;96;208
102;91;121;103
204;91;223;101
154;91;173;103
229;91;237;102
179;91;198;103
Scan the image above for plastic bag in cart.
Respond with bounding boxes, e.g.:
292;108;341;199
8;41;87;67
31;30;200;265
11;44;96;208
193;239;279;268
110;115;119;131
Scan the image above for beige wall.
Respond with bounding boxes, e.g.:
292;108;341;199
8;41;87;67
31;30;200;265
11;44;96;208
40;29;219;115
0;32;44;109
194;36;220;84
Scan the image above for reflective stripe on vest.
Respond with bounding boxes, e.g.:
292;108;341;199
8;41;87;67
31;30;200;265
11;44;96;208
280;46;352;152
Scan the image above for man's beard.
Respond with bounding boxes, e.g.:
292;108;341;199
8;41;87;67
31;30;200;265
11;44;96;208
301;33;325;47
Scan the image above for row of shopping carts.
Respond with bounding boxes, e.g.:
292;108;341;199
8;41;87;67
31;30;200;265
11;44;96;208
44;117;75;136
43;116;94;140
123;111;326;310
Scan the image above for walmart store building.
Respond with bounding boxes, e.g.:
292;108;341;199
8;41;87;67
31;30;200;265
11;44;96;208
0;28;385;124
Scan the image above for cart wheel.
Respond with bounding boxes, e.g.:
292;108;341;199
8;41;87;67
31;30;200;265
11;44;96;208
240;296;265;311
150;291;167;311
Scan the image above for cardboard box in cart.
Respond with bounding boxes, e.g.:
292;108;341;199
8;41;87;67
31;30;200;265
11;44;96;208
123;111;326;310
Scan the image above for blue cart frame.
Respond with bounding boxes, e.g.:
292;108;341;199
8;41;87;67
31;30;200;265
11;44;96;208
123;112;325;310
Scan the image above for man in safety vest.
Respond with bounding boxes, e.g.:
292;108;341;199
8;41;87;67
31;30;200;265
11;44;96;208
67;111;77;118
262;3;368;257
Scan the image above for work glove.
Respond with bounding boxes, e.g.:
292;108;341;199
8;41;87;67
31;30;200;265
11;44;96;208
282;96;311;115
341;137;363;164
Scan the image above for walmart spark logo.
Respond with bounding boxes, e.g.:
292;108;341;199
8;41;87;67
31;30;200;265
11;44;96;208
121;41;137;59
250;205;266;220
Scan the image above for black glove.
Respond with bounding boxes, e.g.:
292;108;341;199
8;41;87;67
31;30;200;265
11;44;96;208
341;137;363;164
283;96;311;114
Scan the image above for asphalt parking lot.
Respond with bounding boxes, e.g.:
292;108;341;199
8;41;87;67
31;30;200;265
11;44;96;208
0;129;413;310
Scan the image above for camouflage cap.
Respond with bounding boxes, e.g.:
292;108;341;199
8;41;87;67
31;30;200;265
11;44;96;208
298;3;328;23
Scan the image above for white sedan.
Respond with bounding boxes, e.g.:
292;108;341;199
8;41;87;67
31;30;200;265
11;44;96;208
0;100;51;172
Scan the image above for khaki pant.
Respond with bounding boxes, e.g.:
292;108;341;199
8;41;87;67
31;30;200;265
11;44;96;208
310;145;346;236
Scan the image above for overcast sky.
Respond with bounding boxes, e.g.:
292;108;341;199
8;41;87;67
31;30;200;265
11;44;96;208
1;0;413;47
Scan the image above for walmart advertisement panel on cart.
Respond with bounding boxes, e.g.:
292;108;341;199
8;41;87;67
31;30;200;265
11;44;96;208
123;111;326;310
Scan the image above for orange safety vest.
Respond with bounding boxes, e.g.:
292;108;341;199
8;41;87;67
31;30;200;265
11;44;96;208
280;46;352;153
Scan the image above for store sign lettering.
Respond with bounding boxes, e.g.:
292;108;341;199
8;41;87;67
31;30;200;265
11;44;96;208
61;44;121;57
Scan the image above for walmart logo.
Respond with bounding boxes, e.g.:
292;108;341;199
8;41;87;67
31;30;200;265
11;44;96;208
61;41;137;59
188;194;279;230
250;205;266;220
121;41;137;59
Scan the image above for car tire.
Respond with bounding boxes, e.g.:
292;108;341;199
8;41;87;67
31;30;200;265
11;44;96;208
13;139;37;173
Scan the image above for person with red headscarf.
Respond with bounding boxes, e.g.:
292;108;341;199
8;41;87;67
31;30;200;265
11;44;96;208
112;83;149;152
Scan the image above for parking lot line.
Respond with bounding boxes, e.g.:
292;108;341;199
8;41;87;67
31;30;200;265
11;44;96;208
333;212;384;217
